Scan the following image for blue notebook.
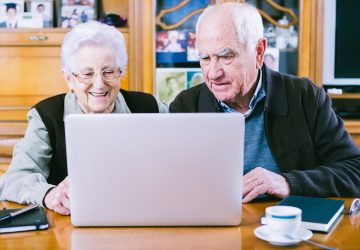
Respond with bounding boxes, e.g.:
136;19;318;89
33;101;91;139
0;207;49;234
261;195;345;233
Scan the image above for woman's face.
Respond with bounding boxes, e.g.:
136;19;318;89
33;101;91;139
65;45;121;113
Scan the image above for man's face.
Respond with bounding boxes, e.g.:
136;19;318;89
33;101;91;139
197;15;262;104
37;5;45;13
7;8;16;19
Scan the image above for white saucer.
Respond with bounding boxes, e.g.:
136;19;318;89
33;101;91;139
254;225;313;246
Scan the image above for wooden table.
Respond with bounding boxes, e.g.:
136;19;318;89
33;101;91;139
0;198;359;249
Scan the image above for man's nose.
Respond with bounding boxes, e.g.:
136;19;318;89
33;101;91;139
208;60;224;80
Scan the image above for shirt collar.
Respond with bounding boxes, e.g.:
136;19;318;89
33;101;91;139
219;69;265;118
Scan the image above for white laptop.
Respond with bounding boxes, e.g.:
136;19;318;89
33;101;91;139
65;113;244;226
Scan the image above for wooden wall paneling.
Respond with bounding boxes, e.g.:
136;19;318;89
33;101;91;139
298;0;310;78
142;0;156;94
313;0;324;84
298;0;324;84
128;1;155;94
128;1;142;92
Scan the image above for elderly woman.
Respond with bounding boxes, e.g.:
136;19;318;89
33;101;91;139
0;21;167;215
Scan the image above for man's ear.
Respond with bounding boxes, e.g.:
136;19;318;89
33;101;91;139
256;38;267;69
63;71;74;92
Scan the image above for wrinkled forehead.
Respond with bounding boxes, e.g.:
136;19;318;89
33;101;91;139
197;16;239;55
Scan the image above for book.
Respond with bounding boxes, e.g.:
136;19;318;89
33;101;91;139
261;195;345;233
0;207;49;233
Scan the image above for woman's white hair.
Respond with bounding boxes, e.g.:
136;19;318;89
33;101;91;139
61;21;127;76
196;2;264;52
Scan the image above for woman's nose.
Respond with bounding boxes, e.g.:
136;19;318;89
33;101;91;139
92;73;105;87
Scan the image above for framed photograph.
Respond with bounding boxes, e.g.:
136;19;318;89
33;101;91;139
187;70;203;89
0;0;24;29
187;31;199;62
156;30;186;53
29;0;53;28
59;0;96;28
17;12;42;28
264;47;280;72
156;68;187;105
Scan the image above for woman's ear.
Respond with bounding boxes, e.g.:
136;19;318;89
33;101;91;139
63;71;75;92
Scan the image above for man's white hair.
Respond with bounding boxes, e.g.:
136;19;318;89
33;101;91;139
196;2;264;52
61;21;127;76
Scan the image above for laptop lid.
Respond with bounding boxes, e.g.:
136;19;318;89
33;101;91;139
65;113;244;226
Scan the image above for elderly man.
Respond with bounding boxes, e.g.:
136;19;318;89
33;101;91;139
170;2;360;202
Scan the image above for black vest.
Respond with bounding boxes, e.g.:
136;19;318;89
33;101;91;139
34;89;159;185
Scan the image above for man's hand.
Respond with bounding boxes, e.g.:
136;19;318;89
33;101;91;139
44;176;70;215
242;167;290;203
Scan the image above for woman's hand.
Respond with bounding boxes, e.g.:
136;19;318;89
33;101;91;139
44;177;70;215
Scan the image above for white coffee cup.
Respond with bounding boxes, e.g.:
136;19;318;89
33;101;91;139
265;206;302;236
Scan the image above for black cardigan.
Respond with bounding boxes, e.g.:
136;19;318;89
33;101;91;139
170;65;360;197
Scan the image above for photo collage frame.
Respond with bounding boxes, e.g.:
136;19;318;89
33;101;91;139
60;0;96;28
0;0;97;28
155;0;209;105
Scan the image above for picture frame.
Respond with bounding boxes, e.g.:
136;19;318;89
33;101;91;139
264;47;280;72
156;68;187;105
187;31;198;62
0;0;24;29
156;30;186;53
59;0;96;28
29;0;53;28
187;70;203;89
156;68;203;105
17;11;43;28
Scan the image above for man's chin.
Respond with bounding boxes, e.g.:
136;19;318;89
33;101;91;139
214;93;231;102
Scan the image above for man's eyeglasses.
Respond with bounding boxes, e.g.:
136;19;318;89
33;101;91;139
72;68;121;84
350;198;360;215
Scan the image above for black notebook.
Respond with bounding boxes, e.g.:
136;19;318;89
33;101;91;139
261;195;345;233
0;207;49;233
